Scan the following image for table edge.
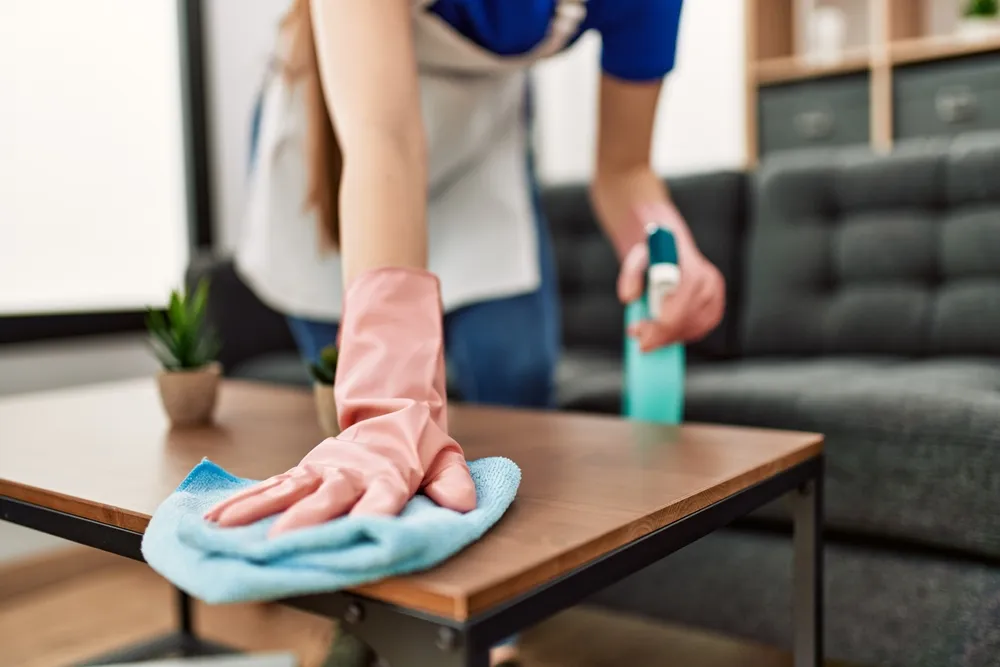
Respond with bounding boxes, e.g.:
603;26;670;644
349;438;824;620
0;432;824;621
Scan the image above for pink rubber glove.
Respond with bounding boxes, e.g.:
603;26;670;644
617;202;726;352
204;268;477;537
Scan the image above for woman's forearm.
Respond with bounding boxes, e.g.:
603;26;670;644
338;129;428;283
308;0;428;284
590;75;694;260
590;165;693;261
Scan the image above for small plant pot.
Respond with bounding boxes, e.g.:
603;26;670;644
157;362;221;427
314;382;340;437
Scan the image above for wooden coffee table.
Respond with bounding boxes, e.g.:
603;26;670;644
0;379;825;667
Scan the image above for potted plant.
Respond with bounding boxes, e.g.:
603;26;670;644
146;279;222;427
310;343;340;437
958;0;1000;40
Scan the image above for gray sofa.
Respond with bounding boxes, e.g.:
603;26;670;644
188;132;1000;666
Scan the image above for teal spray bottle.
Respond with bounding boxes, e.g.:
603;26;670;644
622;224;685;424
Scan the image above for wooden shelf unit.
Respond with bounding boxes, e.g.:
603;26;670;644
890;32;1000;64
745;0;1000;165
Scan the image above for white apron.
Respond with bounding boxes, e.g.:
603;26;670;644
235;0;588;320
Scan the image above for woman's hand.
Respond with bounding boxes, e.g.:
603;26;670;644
203;425;474;538
617;203;726;352
205;268;476;537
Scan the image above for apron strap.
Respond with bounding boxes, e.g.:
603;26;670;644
533;0;588;59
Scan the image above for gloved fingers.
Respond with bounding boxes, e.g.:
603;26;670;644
349;476;411;517
268;470;364;537
423;457;477;513
203;472;292;522
616;244;649;304
215;469;322;527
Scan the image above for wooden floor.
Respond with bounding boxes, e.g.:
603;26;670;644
0;554;847;667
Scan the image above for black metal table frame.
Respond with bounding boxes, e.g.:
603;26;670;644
1;455;824;667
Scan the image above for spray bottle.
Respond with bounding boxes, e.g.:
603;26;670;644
623;224;685;424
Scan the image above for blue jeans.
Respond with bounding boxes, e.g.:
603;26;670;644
287;194;560;410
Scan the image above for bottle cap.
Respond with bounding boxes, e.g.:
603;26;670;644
647;224;678;266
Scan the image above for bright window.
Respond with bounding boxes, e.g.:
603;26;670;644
1;0;190;315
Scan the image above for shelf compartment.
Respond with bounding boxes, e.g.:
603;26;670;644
891;34;1000;65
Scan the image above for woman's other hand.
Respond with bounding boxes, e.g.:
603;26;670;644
617;203;725;352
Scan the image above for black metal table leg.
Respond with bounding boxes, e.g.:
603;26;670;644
178;587;194;635
792;458;824;667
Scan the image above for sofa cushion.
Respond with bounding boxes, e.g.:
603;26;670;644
543;170;747;359
742;132;1000;357
684;357;1000;559
555;352;1000;558
186;254;299;373
556;349;624;413
590;529;1000;667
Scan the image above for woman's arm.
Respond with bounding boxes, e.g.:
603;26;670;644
309;0;427;283
589;76;693;258
591;74;724;350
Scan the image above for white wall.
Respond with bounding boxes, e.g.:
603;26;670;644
206;1;748;248
204;0;292;252
1;0;189;314
534;0;747;184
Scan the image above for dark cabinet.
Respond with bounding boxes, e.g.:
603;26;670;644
893;52;1000;140
758;73;871;156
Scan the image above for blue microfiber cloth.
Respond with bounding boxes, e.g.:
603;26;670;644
141;457;521;604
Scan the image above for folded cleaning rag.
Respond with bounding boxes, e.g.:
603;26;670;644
141;457;520;604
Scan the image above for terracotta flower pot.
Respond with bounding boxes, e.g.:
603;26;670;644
157;362;221;427
314;382;340;437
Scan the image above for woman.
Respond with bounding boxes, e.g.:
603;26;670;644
211;0;724;664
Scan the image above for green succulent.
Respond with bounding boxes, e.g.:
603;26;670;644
965;0;998;17
309;343;339;385
146;279;221;371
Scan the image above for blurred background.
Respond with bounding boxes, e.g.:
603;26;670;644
2;1;999;666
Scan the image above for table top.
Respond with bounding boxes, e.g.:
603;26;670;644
0;379;822;621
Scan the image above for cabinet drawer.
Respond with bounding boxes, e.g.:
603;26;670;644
759;73;870;156
893;52;1000;140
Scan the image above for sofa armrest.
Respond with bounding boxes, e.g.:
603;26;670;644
185;252;297;374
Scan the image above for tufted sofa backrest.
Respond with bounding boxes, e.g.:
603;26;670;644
742;132;1000;357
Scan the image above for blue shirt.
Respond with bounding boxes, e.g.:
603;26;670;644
429;0;684;82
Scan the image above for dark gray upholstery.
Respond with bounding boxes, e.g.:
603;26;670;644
187;132;1000;667
743;132;1000;357
590;529;1000;667
560;352;1000;558
185;254;298;374
685;357;1000;558
234;351;310;387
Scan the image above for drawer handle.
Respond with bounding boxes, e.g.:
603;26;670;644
794;110;834;140
935;88;977;124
